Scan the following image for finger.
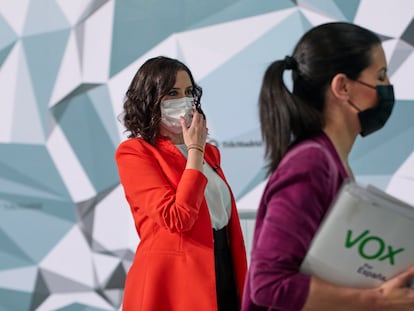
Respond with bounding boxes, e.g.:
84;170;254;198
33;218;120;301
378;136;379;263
192;111;201;123
387;265;414;288
179;116;188;132
401;264;414;279
196;111;207;126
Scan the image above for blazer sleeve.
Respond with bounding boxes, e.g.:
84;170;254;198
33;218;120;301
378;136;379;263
115;139;208;233
248;146;337;311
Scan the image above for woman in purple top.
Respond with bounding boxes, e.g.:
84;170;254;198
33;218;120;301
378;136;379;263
242;22;414;311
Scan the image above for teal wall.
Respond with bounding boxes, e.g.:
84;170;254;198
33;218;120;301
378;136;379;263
0;0;413;310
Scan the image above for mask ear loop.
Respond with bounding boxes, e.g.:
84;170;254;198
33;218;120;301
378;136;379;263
355;80;376;90
346;77;376;113
348;99;362;112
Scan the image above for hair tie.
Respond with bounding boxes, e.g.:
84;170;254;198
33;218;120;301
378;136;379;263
284;55;298;70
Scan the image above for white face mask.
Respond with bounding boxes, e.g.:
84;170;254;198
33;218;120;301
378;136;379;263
160;97;194;134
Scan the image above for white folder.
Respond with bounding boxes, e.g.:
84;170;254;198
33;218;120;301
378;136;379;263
300;181;414;288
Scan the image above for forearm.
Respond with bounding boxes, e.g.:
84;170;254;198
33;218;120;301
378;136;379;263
304;265;414;311
302;266;414;311
185;147;204;171
302;276;383;311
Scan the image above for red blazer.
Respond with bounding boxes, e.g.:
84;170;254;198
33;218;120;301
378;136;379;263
115;137;247;311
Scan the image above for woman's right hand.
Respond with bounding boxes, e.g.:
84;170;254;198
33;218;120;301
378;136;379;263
303;265;414;311
181;111;207;148
180;111;207;171
371;264;414;310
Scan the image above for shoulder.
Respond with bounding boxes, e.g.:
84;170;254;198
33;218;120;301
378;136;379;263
262;139;336;210
116;137;144;151
268;136;341;190
282;133;340;169
115;137;154;159
281;140;332;170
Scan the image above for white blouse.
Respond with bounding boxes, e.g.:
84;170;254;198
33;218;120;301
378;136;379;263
176;144;231;230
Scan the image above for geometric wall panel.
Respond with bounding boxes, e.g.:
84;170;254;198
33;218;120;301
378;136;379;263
1;0;413;309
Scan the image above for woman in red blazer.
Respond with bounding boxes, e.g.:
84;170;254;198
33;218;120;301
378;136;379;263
115;56;247;311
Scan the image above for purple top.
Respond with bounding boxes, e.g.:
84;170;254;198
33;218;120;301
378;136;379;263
241;133;348;311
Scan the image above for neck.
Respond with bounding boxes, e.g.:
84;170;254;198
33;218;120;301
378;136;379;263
159;129;184;145
323;126;357;180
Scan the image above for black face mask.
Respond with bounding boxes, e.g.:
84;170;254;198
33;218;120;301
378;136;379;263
350;81;395;137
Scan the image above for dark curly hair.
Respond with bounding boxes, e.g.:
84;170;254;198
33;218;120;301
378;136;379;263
122;56;202;144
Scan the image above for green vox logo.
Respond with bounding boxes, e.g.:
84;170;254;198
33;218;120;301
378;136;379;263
345;229;404;265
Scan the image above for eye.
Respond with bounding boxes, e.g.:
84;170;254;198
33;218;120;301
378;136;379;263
378;75;390;84
185;88;193;97
167;90;178;96
378;69;388;82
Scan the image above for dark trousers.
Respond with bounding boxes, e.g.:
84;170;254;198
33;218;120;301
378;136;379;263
213;226;239;311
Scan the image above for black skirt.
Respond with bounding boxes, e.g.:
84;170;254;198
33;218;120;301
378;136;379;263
213;226;239;311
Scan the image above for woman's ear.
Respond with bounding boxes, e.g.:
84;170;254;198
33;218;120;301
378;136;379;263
330;73;350;100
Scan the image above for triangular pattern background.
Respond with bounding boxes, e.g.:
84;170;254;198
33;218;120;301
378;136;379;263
0;0;413;310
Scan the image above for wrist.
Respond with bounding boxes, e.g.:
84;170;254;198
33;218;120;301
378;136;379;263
358;288;382;310
187;144;204;153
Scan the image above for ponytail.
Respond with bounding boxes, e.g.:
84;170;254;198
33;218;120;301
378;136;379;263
260;60;294;174
260;57;322;175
